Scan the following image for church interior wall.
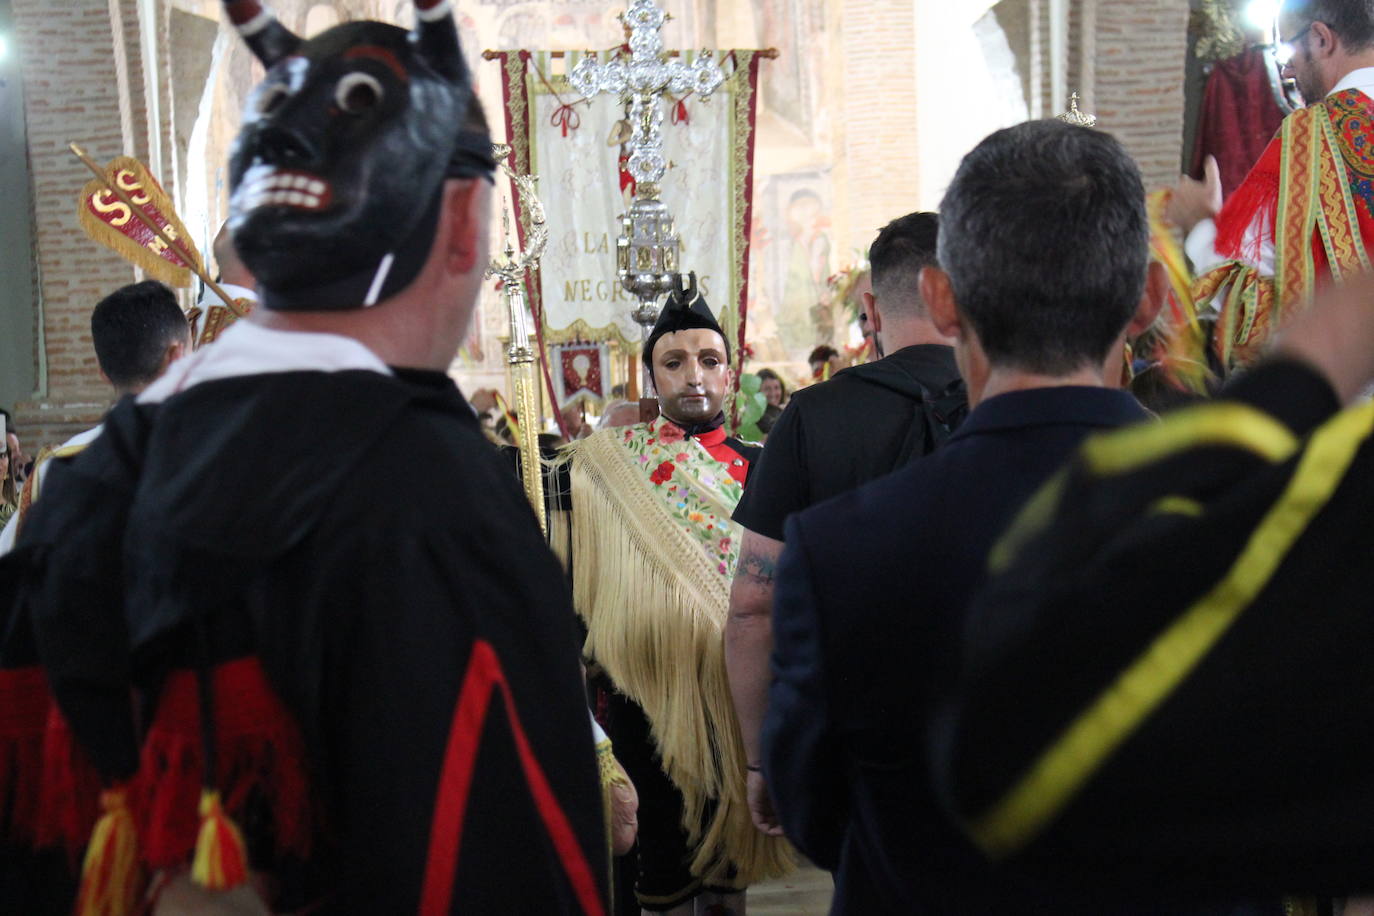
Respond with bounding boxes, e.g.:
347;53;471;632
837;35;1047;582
3;0;1193;449
0;0;39;413
7;0;146;448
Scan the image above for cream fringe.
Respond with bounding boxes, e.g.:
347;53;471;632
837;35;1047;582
557;433;794;886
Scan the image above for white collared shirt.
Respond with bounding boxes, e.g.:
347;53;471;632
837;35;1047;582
139;319;392;406
1;322;390;554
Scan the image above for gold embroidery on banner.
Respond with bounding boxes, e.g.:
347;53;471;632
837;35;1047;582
727;51;757;375
504;52;532;237
541;317;635;349
504;50;762;359
502;51;547;335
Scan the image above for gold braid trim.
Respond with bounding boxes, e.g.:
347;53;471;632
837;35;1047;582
725;50;757;365
561;433;793;886
1193;261;1276;368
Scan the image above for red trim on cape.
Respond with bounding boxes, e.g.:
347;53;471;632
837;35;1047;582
420;640;604;916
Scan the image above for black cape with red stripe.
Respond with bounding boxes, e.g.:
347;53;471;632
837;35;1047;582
11;367;608;913
935;359;1374;899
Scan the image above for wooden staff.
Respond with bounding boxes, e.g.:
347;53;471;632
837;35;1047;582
69;143;247;318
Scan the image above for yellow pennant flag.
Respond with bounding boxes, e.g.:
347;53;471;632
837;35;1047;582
76;154;203;288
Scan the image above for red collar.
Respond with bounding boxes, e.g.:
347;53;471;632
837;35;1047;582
657;419;746;484
695;426;727;448
658;416;727;447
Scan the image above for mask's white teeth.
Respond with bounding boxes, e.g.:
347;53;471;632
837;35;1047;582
309;180;325;195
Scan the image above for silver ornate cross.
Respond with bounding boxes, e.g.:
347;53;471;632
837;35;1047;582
567;0;727;327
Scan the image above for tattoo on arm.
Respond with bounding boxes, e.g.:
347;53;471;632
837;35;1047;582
739;550;778;586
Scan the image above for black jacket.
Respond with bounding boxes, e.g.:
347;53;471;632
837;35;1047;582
761;385;1269;914
9;368;607;914
943;360;1374;899
733;345;964;540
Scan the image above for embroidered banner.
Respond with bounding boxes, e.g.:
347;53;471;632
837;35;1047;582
551;340;611;408
77;155;203;288
490;49;762;379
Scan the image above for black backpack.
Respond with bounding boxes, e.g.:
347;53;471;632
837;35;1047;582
893;376;968;467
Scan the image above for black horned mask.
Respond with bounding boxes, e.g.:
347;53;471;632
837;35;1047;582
223;0;495;311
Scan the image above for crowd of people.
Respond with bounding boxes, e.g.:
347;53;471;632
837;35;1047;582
10;0;1374;914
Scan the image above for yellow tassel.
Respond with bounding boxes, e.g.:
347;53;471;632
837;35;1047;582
190;790;249;890
598;738;638;856
74;787;141;916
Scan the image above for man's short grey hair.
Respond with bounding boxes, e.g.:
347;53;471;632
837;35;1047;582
937;119;1148;375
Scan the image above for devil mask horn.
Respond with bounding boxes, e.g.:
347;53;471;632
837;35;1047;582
222;1;301;68
412;0;467;83
223;2;494;312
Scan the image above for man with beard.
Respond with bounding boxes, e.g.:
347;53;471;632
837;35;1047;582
1173;0;1374;367
562;276;791;914
1;2;605;913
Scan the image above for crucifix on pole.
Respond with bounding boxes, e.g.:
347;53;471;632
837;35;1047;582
568;0;728;400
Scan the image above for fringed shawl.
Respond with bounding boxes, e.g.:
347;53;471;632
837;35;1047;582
560;423;793;886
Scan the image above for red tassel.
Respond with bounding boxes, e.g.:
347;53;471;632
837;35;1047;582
1214;138;1280;262
35;701;102;858
0;667;49;842
136;658;312;868
672;98;689;124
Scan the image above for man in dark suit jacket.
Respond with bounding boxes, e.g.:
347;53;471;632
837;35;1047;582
726;212;966;838
762;120;1175;913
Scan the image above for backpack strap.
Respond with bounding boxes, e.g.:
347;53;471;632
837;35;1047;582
890;376;968;470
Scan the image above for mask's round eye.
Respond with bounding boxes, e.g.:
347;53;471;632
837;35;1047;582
336;72;384;114
254;83;290;116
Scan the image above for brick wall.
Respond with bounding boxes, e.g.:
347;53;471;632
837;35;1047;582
842;0;919;249
1092;0;1191;189
12;0;149;449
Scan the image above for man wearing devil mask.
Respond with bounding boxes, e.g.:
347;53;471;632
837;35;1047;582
1;2;607;913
